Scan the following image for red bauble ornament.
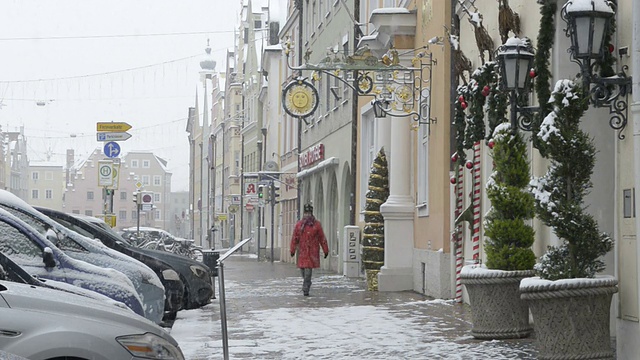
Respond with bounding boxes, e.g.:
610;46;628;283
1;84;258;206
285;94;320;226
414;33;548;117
482;85;490;95
608;43;614;53
529;69;536;78
488;140;495;149
460;101;468;110
458;95;465;103
451;153;458;162
465;160;473;170
450;176;457;185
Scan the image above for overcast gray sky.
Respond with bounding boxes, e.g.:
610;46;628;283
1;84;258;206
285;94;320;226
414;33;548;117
0;0;244;191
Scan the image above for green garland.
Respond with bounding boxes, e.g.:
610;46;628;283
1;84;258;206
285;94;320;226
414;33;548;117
464;64;494;147
453;85;470;166
532;0;556;156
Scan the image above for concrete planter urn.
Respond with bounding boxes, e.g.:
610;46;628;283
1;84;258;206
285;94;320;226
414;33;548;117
460;265;534;340
520;276;618;360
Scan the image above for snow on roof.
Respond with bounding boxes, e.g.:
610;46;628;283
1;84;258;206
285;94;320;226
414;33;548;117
29;161;63;168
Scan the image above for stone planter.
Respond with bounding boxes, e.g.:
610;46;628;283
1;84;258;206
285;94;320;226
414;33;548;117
520;276;618;360
461;267;534;340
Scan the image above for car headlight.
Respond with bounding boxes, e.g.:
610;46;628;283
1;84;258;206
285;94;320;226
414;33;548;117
162;269;181;281
190;265;208;278
117;332;184;360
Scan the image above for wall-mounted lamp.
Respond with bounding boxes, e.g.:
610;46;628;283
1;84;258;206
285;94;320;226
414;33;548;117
561;0;633;139
496;37;538;132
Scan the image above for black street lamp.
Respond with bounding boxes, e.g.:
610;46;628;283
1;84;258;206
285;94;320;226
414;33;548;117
496;38;537;132
561;0;632;139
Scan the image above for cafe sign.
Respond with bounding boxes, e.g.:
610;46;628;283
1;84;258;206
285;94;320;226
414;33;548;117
299;144;324;168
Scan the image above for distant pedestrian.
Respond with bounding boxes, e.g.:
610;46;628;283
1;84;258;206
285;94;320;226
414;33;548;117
290;203;329;296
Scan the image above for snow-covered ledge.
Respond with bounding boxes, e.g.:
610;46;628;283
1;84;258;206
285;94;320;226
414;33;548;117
368;8;416;49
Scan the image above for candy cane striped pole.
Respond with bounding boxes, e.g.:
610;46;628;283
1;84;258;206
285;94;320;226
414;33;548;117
471;142;482;263
454;164;464;302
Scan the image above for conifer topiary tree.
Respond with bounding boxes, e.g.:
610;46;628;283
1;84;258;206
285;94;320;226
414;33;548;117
484;123;536;270
361;148;389;291
530;79;613;280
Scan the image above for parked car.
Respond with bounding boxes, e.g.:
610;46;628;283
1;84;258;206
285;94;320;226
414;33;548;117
0;250;131;309
0;276;184;359
103;224;214;309
0;189;165;324
0;207;145;316
36;206;185;324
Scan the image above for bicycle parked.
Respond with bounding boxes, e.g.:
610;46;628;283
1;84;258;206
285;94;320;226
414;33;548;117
120;227;204;261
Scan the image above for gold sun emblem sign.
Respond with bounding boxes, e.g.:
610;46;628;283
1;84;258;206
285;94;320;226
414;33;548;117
282;78;319;118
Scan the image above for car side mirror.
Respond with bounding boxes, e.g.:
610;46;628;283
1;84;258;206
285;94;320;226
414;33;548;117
45;228;60;245
42;247;56;268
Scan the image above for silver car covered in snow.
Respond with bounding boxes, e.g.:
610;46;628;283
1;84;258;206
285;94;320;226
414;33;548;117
0;274;184;360
0;189;166;324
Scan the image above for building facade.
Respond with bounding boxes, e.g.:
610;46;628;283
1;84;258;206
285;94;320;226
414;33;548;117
27;162;65;210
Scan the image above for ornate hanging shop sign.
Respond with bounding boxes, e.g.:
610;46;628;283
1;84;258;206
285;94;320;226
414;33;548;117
282;78;319;119
281;40;440;130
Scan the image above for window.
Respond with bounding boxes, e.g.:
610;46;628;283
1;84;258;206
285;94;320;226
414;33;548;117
45;171;53;180
31;189;39;199
72;210;80;214
0;220;42;258
131;160;138;168
153;175;161;186
119;210;127;220
132;211;138;219
31;172;39;181
85;210;93;216
120;191;127;200
142;160;150;168
155;210;161;220
417;114;429;216
45;189;52;199
154;193;161;203
142;175;150;186
87;191;94;200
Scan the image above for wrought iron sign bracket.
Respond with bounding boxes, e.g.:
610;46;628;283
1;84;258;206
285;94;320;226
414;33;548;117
282;44;438;132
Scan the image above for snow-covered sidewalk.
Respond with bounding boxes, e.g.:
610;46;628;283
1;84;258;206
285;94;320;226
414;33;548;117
170;254;537;359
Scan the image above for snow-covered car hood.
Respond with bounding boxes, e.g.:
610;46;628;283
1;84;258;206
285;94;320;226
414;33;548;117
0;280;155;331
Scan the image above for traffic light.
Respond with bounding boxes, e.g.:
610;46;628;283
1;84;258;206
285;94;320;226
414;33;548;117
271;183;280;204
132;191;142;203
258;185;264;199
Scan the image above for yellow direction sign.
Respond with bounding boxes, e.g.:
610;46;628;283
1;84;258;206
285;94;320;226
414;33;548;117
97;122;132;132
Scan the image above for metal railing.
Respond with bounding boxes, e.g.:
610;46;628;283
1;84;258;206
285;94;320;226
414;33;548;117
217;235;253;360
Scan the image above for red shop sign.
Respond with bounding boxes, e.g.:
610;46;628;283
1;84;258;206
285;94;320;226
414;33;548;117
299;144;324;168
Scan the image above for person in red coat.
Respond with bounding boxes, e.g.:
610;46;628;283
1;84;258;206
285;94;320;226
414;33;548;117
290;203;329;296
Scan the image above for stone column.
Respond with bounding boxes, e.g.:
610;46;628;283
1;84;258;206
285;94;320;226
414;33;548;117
378;116;414;291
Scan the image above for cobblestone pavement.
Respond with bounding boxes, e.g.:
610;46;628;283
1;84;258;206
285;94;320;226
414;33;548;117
171;254;539;359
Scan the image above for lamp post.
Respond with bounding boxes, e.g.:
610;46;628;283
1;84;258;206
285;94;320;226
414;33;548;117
495;37;536;132
561;0;632;139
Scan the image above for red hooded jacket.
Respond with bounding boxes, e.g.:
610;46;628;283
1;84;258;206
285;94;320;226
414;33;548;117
290;216;329;269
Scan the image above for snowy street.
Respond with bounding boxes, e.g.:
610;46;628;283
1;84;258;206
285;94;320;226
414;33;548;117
170;254;538;359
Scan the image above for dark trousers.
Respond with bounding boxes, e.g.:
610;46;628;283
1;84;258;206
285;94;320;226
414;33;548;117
301;268;312;293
